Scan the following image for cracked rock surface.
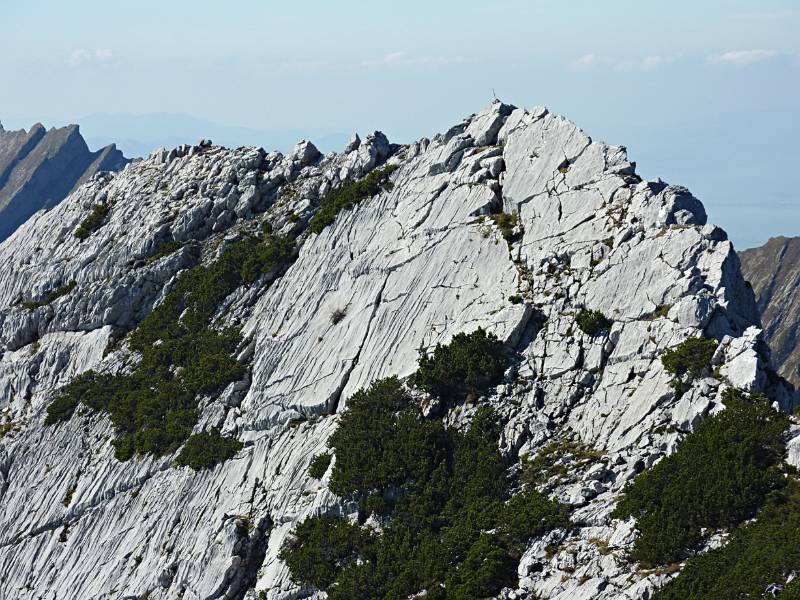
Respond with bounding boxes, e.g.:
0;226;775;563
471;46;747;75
0;102;796;600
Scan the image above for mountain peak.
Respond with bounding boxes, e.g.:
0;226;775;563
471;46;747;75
0;103;796;600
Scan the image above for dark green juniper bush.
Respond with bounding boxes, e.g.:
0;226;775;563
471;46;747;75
612;388;790;567
281;333;569;599
575;309;611;336
308;452;333;479
651;479;800;600
411;328;507;405
46;234;295;465
661;337;717;380
661;336;718;394
175;429;244;470
308;164;397;234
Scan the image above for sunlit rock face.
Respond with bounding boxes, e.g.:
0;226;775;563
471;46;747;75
0;102;794;600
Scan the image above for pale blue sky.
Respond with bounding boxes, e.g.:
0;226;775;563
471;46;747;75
1;1;799;248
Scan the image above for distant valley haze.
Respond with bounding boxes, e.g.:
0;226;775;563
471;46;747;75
2;0;799;249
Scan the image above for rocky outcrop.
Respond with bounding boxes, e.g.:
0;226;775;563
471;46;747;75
0;122;128;242
740;236;800;386
0;102;795;600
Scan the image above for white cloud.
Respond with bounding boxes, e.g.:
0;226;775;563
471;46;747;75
68;49;114;67
708;49;778;66
568;53;606;70
360;51;464;71
570;53;676;72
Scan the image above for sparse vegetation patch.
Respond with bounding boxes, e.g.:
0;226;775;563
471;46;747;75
74;203;110;240
490;212;521;243
46;234;295;464
308;164;397;234
22;281;77;310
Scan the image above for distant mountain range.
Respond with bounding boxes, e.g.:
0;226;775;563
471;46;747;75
0;122;128;242
76;112;350;157
740;236;800;386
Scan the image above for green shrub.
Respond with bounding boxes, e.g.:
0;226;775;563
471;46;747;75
327;377;451;498
46;234;295;464
412;328;507;404
74;203;110;240
240;235;295;284
22;281;77;310
653;480;800;600
175;429;243;470
575;309;611;336
282;379;569;599
490;213;520;243
612;389;789;566
309;452;332;479
661;337;717;380
501;488;570;542
508;294;523;304
308;164;397;235
145;240;185;265
445;533;517;599
280;516;373;589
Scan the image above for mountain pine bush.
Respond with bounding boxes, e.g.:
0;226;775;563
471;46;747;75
46;234;295;463
612;388;789;566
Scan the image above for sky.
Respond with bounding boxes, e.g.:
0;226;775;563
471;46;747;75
1;0;799;249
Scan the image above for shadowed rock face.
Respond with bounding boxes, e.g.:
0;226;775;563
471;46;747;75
0;122;128;242
740;236;800;386
0;103;796;600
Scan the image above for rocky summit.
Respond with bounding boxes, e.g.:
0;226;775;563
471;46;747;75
0;102;797;600
0;122;128;242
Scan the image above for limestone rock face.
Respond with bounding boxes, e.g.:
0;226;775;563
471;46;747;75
0;122;129;242
740;236;800;386
0;102;795;600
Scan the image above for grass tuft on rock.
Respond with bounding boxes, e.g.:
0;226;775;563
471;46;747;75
490;212;521;243
22;281;77;310
74;203;110;240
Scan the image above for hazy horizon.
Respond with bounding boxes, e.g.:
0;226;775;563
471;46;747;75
2;0;798;249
